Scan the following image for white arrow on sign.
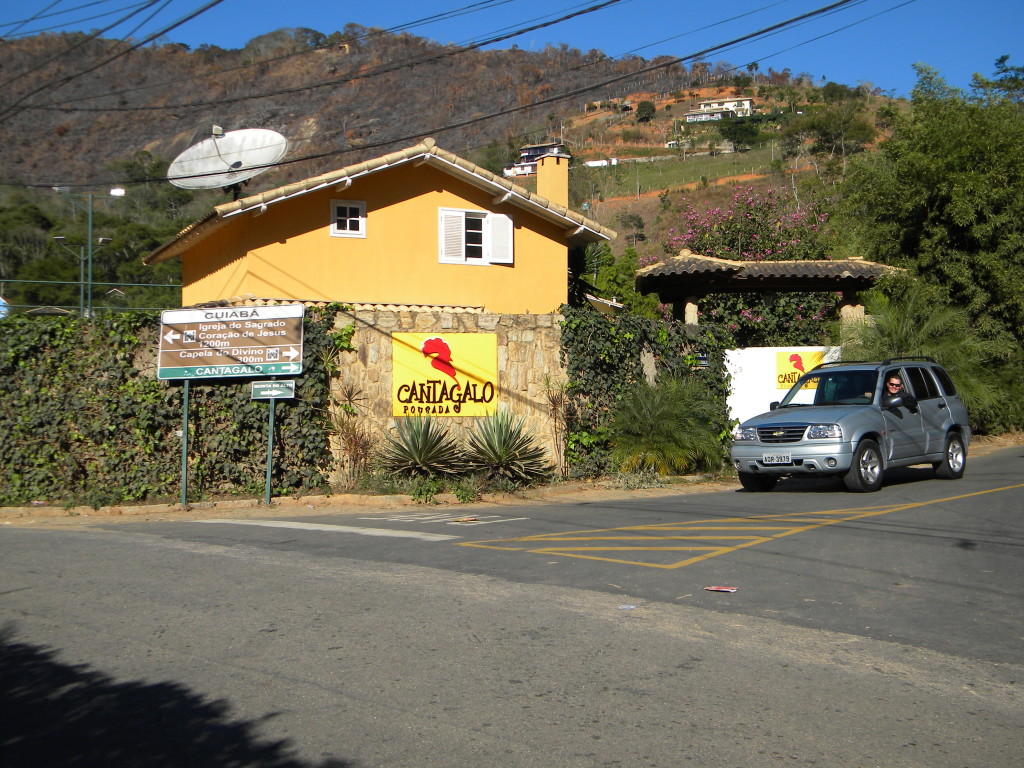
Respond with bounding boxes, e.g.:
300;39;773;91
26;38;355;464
281;362;301;373
261;388;287;397
284;346;300;360
163;330;180;344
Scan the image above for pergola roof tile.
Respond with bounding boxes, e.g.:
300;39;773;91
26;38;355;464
636;249;896;300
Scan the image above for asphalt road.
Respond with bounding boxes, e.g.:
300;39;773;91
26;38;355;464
2;447;1022;767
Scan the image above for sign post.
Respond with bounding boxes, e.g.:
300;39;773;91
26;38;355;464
180;380;190;508
158;304;305;508
251;378;297;505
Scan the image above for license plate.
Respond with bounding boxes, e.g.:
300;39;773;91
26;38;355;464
762;453;792;465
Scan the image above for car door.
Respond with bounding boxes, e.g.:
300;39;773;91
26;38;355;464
905;366;949;455
881;367;925;460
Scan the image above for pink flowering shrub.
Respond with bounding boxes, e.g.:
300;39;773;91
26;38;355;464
664;187;838;346
664;187;832;262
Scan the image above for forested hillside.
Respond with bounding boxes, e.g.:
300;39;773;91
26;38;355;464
0;25;721;188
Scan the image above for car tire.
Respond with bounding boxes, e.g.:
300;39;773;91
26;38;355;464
843;439;883;492
738;472;777;492
934;432;967;479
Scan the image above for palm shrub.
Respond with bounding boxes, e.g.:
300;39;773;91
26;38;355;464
378;417;464;478
465;411;551;486
609;376;724;475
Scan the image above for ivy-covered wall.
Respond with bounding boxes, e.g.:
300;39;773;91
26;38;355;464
558;306;732;476
0;305;732;506
0;308;346;507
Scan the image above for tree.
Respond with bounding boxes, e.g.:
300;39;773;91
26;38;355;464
593;246;661;317
718;117;759;151
839;64;1024;347
780;102;875;183
971;54;1024;102
635;100;656;123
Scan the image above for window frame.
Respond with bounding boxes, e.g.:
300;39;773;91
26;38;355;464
905;366;940;400
931;366;958;396
330;199;367;239
438;208;514;266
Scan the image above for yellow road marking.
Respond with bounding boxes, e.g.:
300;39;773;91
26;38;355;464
458;483;1024;569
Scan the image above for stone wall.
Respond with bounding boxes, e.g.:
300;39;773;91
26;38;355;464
329;310;566;483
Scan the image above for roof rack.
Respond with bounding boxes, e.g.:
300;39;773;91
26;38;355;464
881;356;936;365
809;356;938;373
810;360;874;371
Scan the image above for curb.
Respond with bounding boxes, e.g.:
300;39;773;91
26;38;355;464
0;477;729;522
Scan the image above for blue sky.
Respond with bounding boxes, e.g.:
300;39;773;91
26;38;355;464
2;0;1021;98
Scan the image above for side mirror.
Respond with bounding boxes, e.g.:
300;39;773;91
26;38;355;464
882;393;919;413
769;401;780;411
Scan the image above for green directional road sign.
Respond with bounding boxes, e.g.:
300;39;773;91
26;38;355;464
158;304;304;380
251;380;296;399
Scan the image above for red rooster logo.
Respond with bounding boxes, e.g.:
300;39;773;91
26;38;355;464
789;353;805;374
421;337;459;387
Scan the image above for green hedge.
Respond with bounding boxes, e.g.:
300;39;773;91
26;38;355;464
0;308;347;507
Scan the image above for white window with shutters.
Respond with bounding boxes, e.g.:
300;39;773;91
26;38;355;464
438;208;513;265
330;200;366;238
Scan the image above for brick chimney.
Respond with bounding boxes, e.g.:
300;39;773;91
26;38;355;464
536;153;569;208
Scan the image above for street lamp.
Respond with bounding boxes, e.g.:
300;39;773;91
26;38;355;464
52;188;122;316
53;235;111;317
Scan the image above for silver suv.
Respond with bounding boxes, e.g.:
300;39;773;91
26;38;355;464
730;357;971;492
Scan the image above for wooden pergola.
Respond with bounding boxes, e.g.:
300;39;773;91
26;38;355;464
635;249;896;324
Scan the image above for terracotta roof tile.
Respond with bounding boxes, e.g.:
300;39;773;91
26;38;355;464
635;250;897;299
146;138;615;265
188;296;484;313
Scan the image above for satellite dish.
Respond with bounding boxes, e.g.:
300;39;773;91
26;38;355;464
167;127;289;191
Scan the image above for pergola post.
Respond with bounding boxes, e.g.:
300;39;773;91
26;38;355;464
684;296;700;325
670;296;701;325
839;291;868;346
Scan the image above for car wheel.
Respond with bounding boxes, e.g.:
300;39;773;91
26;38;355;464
934;432;967;479
843;439;883;492
738;472;777;492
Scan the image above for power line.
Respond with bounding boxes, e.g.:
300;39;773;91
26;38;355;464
0;0;228;123
6;0;536;110
0;0;65;37
16;0;629;116
0;1;164;91
4;0;869;189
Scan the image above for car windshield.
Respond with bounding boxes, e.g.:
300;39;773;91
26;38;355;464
778;370;879;407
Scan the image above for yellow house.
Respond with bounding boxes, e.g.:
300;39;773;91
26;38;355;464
145;138;615;313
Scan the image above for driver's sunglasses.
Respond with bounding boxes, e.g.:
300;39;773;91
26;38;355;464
886;381;901;388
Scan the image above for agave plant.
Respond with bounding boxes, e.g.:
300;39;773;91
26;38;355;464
609;376;724;475
378;417;464;478
465;411;551;485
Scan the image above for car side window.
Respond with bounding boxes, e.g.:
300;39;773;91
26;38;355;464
931;366;958;396
905;366;939;400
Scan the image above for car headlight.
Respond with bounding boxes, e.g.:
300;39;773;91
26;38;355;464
807;424;842;439
732;425;758;441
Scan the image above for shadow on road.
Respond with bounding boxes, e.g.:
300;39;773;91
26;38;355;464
733;465;950;494
0;625;353;768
